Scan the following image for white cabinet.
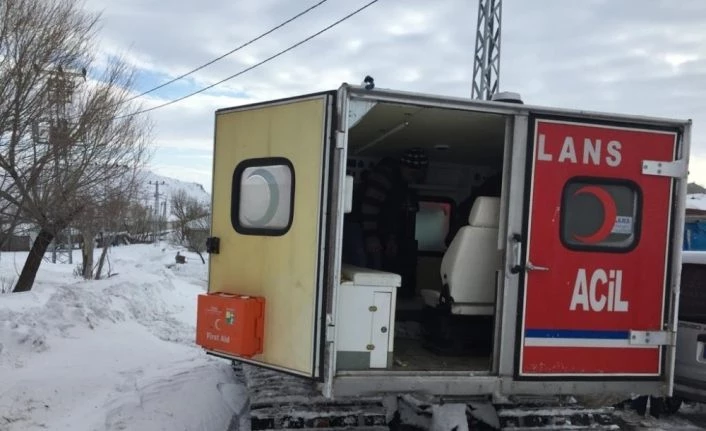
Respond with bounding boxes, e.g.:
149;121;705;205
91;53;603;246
335;265;400;370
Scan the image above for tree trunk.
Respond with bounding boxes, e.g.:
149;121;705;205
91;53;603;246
94;234;113;280
81;229;95;279
13;229;54;293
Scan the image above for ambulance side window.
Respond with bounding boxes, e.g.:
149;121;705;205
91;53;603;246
231;157;295;236
678;263;706;321
560;178;641;252
415;198;453;253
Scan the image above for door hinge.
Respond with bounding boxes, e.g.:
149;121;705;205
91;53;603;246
326;314;335;342
642;159;687;178
629;330;675;346
335;131;345;149
348;99;377;129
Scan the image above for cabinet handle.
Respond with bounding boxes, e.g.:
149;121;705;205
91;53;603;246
369;306;378;312
381;327;388;333
366;344;375;350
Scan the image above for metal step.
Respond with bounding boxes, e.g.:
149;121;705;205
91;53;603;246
250;403;389;430
256;428;389;431
241;364;389;431
500;427;618;431
496;405;618;429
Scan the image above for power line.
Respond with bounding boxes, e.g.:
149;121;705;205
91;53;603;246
117;0;380;119
123;0;330;103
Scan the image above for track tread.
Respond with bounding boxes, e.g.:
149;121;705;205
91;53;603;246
241;364;388;431
237;364;629;430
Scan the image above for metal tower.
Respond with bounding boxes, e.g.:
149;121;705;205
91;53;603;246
471;0;502;100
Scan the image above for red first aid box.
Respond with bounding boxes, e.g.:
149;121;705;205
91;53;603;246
196;292;265;358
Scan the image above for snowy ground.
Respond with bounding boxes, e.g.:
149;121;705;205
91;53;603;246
2;243;706;430
613;402;706;430
0;244;243;431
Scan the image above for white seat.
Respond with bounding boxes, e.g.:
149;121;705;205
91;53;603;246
419;196;501;316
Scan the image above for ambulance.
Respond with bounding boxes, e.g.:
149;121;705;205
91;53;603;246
196;83;692;406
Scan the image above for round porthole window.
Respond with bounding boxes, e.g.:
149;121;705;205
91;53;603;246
232;158;295;235
561;179;640;251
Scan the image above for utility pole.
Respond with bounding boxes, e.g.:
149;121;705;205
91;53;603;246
43;66;85;264
149;180;166;244
471;0;502;100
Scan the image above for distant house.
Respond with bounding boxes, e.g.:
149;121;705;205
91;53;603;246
185;215;210;233
0;224;82;252
1;223;39;252
1;234;31;252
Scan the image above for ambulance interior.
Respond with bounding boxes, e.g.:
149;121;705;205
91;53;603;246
337;101;507;373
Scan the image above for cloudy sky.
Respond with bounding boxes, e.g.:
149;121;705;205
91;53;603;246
83;0;706;192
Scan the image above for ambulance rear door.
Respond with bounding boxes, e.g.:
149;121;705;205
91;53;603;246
516;114;686;387
208;92;336;380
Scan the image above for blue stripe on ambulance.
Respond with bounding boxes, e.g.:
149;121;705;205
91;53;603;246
524;329;656;348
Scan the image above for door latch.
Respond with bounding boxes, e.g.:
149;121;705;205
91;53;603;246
206;237;220;254
526;261;549;272
510;233;523;274
509;234;549;273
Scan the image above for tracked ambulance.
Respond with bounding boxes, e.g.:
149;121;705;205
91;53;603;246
196;82;692;429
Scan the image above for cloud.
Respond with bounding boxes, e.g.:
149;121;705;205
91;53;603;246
82;0;706;191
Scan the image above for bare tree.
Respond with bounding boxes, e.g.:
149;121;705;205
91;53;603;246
75;168;144;279
94;172;144;280
123;201;154;243
76;202;99;279
169;189;209;262
185;213;210;264
0;0;152;292
169;189;207;245
0;170;23;250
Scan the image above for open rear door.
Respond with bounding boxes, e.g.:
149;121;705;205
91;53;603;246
517;115;682;381
207;92;335;379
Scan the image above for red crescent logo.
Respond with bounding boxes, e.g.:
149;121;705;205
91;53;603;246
572;185;617;244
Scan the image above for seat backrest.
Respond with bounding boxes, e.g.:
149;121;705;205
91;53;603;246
440;196;501;305
468;196;500;228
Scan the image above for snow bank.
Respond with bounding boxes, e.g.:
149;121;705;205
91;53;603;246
0;244;240;431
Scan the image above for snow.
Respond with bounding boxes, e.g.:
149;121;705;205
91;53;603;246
613;408;705;430
430;404;469;431
0;244;240;431
687;193;706;211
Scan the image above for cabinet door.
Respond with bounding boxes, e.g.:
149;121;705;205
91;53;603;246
370;291;392;368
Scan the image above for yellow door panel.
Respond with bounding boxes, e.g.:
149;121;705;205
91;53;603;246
209;94;332;377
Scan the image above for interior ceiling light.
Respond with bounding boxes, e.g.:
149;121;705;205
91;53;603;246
434;144;450;151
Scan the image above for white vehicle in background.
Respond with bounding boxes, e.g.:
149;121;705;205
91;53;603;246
673;250;706;411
